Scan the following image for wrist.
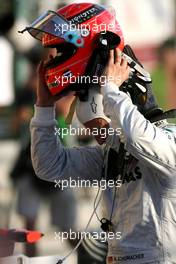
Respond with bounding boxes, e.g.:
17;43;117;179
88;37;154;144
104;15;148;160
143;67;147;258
99;74;120;88
100;81;120;96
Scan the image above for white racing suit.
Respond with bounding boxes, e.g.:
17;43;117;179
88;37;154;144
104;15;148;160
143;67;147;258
30;82;176;264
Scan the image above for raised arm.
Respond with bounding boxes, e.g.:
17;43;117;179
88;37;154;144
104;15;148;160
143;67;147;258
30;61;103;183
30;106;103;182
101;49;176;176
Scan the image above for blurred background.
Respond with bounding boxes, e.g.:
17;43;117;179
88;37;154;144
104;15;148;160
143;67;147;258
0;0;176;263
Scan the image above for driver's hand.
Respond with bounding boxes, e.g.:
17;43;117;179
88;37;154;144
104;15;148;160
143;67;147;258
100;48;130;87
36;60;61;107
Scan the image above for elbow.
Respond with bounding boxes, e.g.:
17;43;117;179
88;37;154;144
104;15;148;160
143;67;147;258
33;161;60;183
31;145;68;182
32;157;51;182
31;152;58;183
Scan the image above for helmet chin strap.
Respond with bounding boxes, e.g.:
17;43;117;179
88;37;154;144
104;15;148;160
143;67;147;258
65;97;77;125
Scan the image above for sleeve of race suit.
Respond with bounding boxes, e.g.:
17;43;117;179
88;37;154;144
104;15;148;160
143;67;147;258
30;106;103;182
101;82;176;176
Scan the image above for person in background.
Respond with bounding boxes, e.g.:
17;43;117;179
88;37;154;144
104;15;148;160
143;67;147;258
158;36;176;109
10;47;77;257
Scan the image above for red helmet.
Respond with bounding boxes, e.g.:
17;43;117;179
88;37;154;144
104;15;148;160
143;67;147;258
26;3;124;96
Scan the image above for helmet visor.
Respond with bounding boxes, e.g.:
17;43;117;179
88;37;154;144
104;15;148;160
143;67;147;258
19;10;84;47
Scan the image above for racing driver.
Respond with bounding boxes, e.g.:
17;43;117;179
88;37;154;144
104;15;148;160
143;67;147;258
29;2;176;264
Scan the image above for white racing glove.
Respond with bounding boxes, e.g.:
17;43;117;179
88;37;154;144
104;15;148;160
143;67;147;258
75;87;126;145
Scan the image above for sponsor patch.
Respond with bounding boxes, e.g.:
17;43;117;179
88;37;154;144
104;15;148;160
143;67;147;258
68;5;105;24
117;253;144;261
